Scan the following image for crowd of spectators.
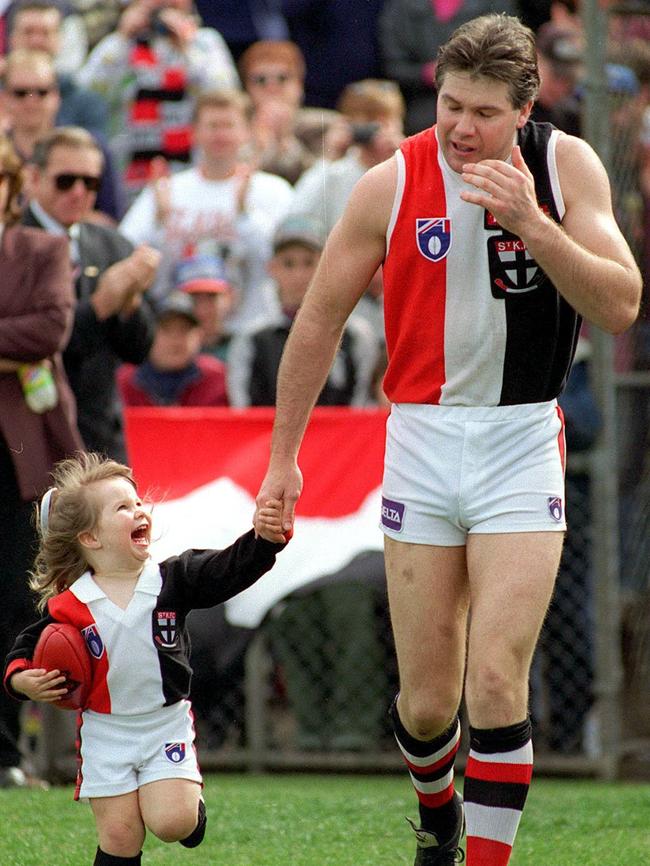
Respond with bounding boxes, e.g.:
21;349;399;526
1;0;649;783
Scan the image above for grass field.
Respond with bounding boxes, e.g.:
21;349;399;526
1;773;649;865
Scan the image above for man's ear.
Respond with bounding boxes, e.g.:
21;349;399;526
517;100;534;129
78;530;101;551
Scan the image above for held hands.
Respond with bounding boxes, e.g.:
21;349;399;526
460;145;544;236
253;498;293;544
9;668;69;704
254;461;303;543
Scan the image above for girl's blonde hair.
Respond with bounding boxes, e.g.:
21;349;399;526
31;452;136;610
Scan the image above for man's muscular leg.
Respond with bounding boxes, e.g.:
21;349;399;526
462;531;563;866
385;537;469;843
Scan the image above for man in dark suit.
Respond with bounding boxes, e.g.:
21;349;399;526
23;126;159;462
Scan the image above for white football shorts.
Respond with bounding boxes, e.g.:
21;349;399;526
75;699;202;800
381;401;567;546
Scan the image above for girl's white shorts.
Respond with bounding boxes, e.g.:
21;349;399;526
381;401;567;546
75;699;202;801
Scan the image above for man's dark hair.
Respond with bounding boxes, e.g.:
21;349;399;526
436;13;540;109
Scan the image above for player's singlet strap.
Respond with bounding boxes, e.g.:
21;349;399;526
547;128;565;220
383;128;448;404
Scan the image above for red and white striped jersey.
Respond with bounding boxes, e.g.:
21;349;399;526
382;122;581;406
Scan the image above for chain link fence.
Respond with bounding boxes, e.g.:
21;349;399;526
608;3;650;776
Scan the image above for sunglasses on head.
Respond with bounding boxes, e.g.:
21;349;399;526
52;173;101;192
249;72;292;86
9;86;55;99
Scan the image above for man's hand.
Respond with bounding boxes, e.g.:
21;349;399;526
10;668;69;703
158;6;198;50
255;460;303;540
0;357;22;372
126;244;161;292
150;156;172;225
118;0;156;39
234;162;256;215
322;116;354;161
91;245;161;320
460;145;544;237
252;100;295;150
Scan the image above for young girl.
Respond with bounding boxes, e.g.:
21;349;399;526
3;452;288;866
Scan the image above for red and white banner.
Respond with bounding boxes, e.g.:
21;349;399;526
124;407;388;627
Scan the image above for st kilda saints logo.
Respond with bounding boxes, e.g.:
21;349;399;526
154;610;178;649
485;206;550;297
487;233;546;296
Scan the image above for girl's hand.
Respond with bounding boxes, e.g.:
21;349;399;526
10;668;69;703
254;498;293;544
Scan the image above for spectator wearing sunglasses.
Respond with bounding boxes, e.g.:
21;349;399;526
1;48;59;157
6;0;108;139
23;126;160;463
239;39;321;185
0;48;123;221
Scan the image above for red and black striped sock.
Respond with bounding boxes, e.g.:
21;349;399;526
389;698;461;841
463;719;533;866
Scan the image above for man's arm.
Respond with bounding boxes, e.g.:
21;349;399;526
460;135;642;334
255;158;395;531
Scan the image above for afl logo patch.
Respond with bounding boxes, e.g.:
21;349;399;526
416;218;451;262
548;496;563;522
164;742;186;763
82;624;104;659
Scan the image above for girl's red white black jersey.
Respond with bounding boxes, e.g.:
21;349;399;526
382;122;581;406
3;530;283;715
